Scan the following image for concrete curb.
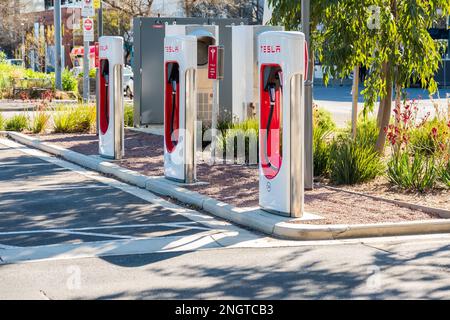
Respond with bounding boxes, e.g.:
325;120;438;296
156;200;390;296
323;185;450;219
4;131;450;241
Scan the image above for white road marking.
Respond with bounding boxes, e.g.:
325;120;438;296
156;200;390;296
0;162;55;167
3;185;112;193
0;222;218;236
0;231;233;264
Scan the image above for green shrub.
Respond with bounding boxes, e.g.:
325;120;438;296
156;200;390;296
387;152;437;192
62;68;78;93
439;160;450;188
329;136;384;185
0;52;6;63
53;105;96;133
313;108;336;177
354;117;379;147
124;104;134;127
410;119;449;156
217;118;259;164
0;113;4;130
5;114;29;132
30;112;50;134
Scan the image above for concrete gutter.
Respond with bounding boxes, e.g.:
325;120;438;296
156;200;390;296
4;131;450;241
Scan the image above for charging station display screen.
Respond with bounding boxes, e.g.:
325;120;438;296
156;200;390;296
260;64;283;180
165;62;180;153
99;59;110;135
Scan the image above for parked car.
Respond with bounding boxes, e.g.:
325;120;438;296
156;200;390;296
70;65;134;98
123;65;134;99
6;59;24;67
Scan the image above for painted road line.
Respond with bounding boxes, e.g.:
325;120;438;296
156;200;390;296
0;163;56;168
0;231;235;264
2;185;113;193
0;222;218;237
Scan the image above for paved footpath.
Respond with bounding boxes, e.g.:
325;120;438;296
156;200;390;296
1;138;450;299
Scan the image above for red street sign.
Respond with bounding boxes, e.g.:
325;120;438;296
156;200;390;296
95;42;99;68
208;46;218;80
84;18;93;31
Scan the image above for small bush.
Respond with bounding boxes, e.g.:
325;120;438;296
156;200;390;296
0;113;4;130
354;117;379;147
410;119;450;156
439;159;450;188
30;112;50;134
313;107;336;177
217;118;259;164
387;152;437;192
329;136;384;185
124;104;134;127
62;68;78;93
53;105;96;133
5;114;29;132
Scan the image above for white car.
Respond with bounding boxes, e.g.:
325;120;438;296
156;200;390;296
123;65;134;99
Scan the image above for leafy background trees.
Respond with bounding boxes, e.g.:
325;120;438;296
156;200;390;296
269;0;450;153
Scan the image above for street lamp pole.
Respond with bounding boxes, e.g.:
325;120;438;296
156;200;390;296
302;0;314;190
98;1;103;38
54;0;62;90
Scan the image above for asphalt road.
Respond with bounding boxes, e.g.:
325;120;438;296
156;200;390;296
1;138;450;300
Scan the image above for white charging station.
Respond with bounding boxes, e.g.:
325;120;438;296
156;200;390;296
98;36;124;160
163;35;198;183
258;31;306;217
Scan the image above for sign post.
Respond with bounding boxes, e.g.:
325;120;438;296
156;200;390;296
83;17;94;103
208;45;224;162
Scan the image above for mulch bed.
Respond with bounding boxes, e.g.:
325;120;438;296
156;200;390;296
34;130;444;225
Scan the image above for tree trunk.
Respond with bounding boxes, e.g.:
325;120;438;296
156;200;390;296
375;62;393;154
351;65;360;139
376;62;388;127
394;82;401;126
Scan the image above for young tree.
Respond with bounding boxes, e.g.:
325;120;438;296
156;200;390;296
101;0;155;17
269;0;450;153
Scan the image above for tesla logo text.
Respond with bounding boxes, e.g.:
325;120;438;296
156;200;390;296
261;45;281;54
100;45;108;51
165;46;180;53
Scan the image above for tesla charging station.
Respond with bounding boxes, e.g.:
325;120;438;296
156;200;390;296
258;31;307;218
163;35;197;183
98;36;125;160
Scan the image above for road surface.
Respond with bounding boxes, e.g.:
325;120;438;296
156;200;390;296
1;138;450;299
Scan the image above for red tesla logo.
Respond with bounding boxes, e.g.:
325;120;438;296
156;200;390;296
260;45;281;54
100;45;108;52
165;46;180;53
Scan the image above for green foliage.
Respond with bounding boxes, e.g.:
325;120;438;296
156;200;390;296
313;108;336;177
0;62;54;98
440;160;450;188
62;68;78;93
217;118;259;164
30;112;50;134
0;51;6;63
269;0;450;114
53;105;96;133
387;152;437;192
347;117;379;147
329;136;384;185
124;104;134;127
0;113;4;130
5;114;29;132
410;118;450;156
